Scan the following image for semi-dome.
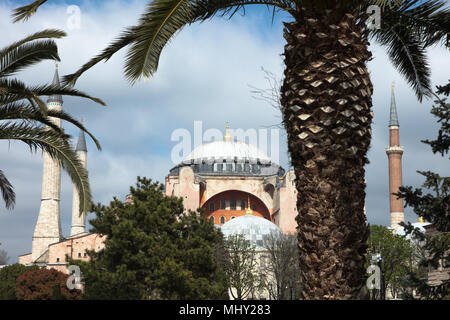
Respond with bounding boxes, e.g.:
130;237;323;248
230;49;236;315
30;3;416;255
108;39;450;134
182;139;271;165
221;215;282;248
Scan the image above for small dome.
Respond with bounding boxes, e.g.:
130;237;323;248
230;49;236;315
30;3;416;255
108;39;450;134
182;140;271;165
221;215;282;248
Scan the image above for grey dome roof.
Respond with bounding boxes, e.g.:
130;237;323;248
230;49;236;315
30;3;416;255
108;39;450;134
221;215;282;248
182;140;271;165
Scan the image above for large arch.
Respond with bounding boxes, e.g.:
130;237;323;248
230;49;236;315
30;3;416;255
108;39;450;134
202;178;273;213
202;190;271;226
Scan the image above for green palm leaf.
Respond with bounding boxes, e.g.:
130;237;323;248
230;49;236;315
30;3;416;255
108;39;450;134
124;0;197;83
62;30;136;87
0;30;105;211
26;84;106;106
0;40;60;77
0;78;47;113
0;170;15;210
12;0;48;22
0;102;102;150
370;1;445;100
0;122;92;214
64;0;293;85
0;29;66;58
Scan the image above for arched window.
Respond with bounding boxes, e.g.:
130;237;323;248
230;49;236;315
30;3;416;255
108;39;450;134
230;195;236;210
240;200;246;210
220;199;226;210
209;216;215;224
220;216;226;224
231;216;235;220
209;202;215;212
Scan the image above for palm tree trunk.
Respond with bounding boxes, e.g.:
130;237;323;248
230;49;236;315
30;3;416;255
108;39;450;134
280;10;372;299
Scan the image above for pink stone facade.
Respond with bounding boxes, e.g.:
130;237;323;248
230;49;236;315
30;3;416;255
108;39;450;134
19;233;106;274
165;166;298;234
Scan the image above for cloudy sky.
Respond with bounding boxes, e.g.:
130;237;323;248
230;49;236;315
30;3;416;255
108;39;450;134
0;0;449;262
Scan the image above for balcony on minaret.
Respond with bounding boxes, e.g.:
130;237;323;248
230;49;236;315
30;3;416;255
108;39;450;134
385;145;404;155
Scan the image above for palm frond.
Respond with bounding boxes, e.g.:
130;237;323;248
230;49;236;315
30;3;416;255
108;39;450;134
374;26;431;101
12;0;48;23
0;29;66;58
0;79;105;110
0;102;102;150
0;78;47;113
376;0;450;48
125;0;295;83
0;40;60;78
123;0;198;83
373;0;403;10
65;0;292;85
26;84;106;106
369;0;449;101
62;30;135;87
0;102;64;134
191;0;294;21
0;122;92;214
0;170;15;210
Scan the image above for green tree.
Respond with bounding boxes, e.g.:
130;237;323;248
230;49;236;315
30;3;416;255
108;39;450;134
396;80;450;300
14;0;450;299
0;242;9;265
0;29;105;213
15;268;82;300
223;234;260;300
366;225;415;299
0;264;39;300
69;177;228;300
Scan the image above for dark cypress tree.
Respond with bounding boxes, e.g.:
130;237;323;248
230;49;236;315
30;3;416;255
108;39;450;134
70;177;228;300
395;81;450;300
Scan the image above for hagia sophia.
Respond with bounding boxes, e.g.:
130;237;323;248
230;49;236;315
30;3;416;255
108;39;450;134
18;67;438;291
18;67;301;270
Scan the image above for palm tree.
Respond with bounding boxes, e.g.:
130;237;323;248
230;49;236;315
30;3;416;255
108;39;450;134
0;29;105;215
13;0;450;299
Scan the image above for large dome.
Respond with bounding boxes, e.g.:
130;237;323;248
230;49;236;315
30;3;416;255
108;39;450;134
182;140;271;165
220;215;282;248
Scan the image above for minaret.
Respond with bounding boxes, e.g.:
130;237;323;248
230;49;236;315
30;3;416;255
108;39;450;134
31;65;63;261
70;123;87;236
386;82;404;231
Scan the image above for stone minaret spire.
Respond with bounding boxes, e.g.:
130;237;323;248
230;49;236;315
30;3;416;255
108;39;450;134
31;65;63;261
386;82;404;231
70;122;87;236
